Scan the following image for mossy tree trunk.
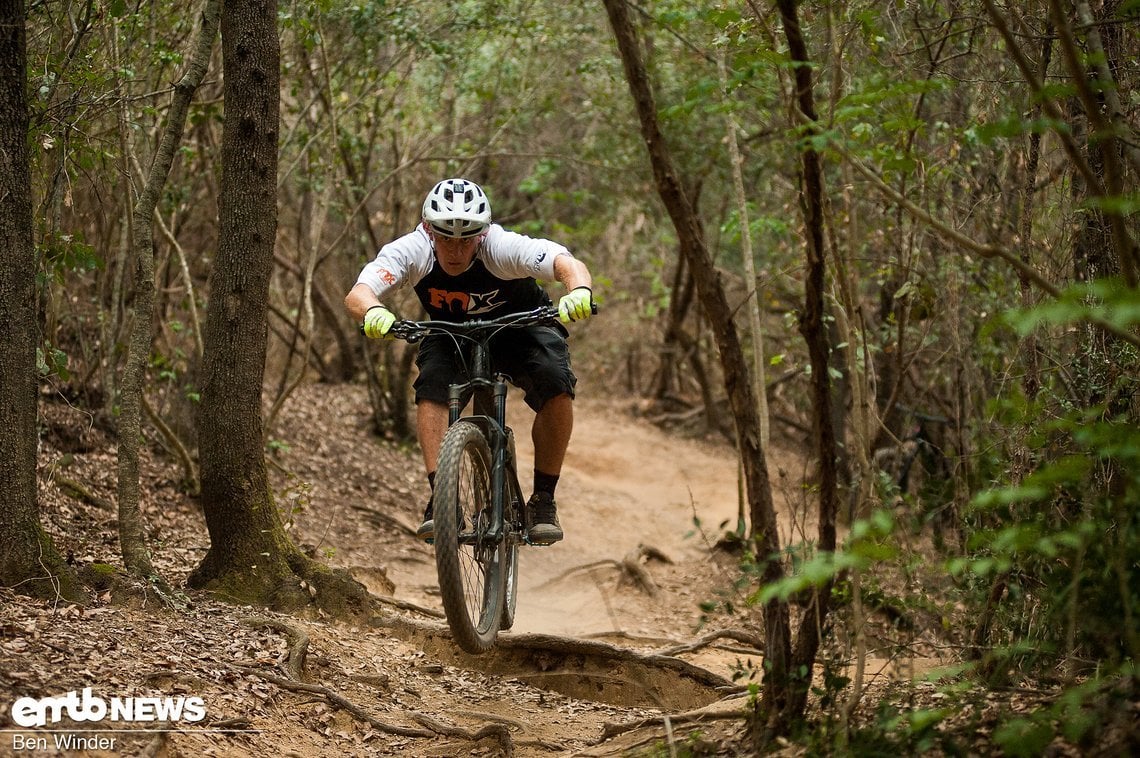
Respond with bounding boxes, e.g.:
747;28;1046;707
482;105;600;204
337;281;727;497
188;0;367;615
0;0;83;602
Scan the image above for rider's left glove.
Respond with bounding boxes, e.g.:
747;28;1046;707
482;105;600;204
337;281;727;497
558;287;594;324
362;304;396;339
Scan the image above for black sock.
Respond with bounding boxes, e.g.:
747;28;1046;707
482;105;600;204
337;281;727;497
533;470;560;499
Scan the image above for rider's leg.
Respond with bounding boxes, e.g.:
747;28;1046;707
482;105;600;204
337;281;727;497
413;399;449;541
412;336;464;541
493;325;575;544
526;393;572;544
532;392;573;484
417;399;449;476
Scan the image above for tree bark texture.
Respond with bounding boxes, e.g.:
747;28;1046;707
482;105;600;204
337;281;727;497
775;0;841;732
600;0;793;729
189;0;369;616
0;0;82;600
191;0;298;600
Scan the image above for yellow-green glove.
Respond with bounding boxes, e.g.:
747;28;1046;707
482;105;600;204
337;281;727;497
558;287;593;324
362;304;396;339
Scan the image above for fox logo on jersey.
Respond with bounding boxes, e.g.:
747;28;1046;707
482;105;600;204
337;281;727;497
427;288;504;315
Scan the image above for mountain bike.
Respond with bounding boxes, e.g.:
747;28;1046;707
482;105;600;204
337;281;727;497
386;305;589;654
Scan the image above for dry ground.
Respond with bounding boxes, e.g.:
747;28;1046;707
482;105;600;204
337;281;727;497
3;380;1099;757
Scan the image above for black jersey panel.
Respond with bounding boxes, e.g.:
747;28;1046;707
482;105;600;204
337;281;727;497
413;258;552;320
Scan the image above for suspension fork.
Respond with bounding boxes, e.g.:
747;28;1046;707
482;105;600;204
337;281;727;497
447;384;463;426
488;375;511;534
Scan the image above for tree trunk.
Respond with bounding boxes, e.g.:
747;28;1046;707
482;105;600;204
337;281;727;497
776;0;840;734
718;48;771;452
116;0;220;584
1016;29;1051;407
0;0;83;602
651;252;690;401
600;0;792;731
189;0;368;615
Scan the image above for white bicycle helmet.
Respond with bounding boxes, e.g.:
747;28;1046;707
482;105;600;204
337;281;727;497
421;178;492;239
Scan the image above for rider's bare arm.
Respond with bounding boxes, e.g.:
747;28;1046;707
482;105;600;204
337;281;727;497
344;282;382;323
554;253;592;293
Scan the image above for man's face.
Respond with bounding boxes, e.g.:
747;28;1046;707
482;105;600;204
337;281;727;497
429;228;484;275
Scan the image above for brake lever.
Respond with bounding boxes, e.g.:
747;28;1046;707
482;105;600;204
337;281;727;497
388;321;422;342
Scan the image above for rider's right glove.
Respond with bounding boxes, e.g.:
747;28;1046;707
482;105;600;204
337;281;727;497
362;304;396;339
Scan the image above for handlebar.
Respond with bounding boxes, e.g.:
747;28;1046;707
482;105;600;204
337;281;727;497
389;306;562;344
360;303;597;344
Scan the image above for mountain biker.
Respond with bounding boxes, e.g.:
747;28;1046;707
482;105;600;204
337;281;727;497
345;178;594;546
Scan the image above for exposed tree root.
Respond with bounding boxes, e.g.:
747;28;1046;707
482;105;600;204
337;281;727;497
374;613;732;693
371;593;445;619
584;630;681;646
494;633;729;689
52;474;114;510
139;727;168;757
595;694;751;743
242;616;310;682
350;504;418;537
233;612;529;752
656;628;765;657
411;712;517;756
235;664;521;753
189;545;376;620
538;543;674;596
234;665;435;739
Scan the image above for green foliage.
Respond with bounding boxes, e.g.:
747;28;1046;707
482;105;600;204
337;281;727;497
963;279;1140;679
833;685;963;757
1006;277;1140;336
36;346;70;381
969;113;1073;143
37;233;100;285
871;703;954;755
749;509;898;606
993;666;1136;756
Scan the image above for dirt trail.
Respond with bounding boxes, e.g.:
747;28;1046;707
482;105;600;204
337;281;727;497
382;387;750;639
7;383;958;758
509;392;744;639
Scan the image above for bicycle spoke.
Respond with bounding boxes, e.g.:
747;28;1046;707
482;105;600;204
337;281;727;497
456;454;491;625
433;421;505;653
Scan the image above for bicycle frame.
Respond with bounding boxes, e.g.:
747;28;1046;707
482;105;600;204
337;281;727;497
445;340;519;547
375;304;589;653
389;306;561;548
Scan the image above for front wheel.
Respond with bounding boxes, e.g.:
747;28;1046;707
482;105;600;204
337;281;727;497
500;430;522;631
434;421;504;653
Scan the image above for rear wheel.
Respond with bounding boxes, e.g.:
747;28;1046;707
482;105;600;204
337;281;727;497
434;421;504;653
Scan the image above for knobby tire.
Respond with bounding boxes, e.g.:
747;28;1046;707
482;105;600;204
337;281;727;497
499;429;522;631
433;420;504;653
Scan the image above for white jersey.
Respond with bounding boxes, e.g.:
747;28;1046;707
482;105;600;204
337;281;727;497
355;223;570;302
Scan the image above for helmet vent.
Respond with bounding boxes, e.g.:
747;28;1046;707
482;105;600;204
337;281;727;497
422;178;491;238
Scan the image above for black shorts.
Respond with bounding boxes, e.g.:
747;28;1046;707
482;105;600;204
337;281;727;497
413;325;577;413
